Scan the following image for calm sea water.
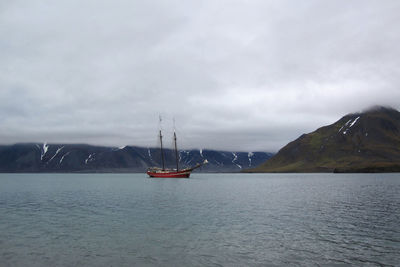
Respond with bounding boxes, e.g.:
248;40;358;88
0;173;399;266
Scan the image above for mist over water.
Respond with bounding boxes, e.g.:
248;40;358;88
1;173;399;266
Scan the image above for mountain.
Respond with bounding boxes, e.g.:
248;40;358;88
248;106;400;173
0;143;273;173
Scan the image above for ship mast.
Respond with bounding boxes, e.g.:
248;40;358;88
159;116;165;170
174;131;179;171
173;118;179;171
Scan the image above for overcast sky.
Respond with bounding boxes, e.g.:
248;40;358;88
1;0;399;151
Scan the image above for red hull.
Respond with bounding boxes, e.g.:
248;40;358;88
146;160;206;178
147;169;191;178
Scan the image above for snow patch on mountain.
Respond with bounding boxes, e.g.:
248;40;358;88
48;146;64;163
339;116;360;135
60;152;71;164
349;116;360;127
113;146;126;151
41;143;49;161
232;152;242;169
85;153;95;164
248;152;254;167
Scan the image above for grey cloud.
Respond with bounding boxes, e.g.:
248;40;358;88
1;0;399;151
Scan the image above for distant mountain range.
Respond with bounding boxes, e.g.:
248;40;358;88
3;106;399;173
0;143;273;173
248;106;400;173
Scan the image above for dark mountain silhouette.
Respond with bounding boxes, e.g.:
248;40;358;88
248;106;400;173
0;143;272;173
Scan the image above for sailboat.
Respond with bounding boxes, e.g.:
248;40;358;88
146;122;207;178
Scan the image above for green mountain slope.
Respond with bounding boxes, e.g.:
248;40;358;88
249;106;400;173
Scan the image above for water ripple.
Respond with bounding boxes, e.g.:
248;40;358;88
0;173;399;266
